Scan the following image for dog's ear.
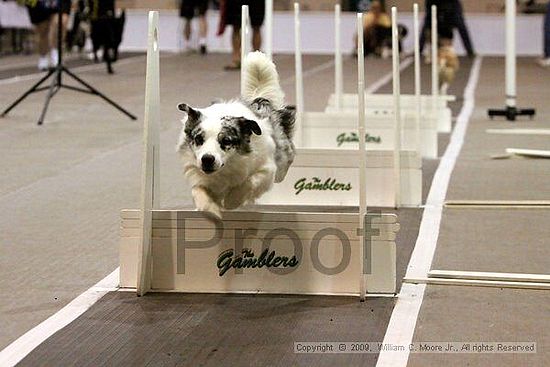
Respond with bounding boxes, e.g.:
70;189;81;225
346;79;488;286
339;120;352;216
178;103;202;126
237;118;262;136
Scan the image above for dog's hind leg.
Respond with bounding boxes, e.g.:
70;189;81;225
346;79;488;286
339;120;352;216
192;186;222;218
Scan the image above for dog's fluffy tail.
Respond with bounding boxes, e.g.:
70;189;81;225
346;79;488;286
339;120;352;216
242;51;285;109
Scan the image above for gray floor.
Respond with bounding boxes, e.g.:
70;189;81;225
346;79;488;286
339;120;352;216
409;57;550;367
2;51;548;367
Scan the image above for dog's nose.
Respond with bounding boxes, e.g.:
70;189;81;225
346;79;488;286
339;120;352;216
201;154;216;171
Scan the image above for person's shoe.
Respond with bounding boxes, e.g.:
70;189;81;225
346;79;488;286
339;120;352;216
200;44;207;55
537;58;550;67
50;48;59;67
37;56;50;71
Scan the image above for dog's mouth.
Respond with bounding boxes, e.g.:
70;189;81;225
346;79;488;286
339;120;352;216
201;163;224;174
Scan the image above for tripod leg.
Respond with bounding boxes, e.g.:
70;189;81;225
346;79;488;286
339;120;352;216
1;69;55;117
37;70;60;125
63;67;137;120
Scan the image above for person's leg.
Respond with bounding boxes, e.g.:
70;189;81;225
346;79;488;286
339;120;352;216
454;11;475;56
184;18;192;42
35;19;51;70
197;0;208;54
198;15;207;54
49;13;69;65
252;26;261;51
226;25;241;68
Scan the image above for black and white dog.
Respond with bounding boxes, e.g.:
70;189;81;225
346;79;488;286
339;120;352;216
177;51;295;218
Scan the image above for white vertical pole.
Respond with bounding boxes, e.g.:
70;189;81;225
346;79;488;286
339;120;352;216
414;4;421;154
392;7;401;209
335;4;343;110
137;11;161;297
265;0;273;59
294;3;304;146
357;12;367;301
240;5;249;97
505;0;516;108
431;5;438;119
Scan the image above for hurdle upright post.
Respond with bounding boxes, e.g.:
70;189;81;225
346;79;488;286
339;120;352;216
240;5;249;97
137;11;161;297
431;5;439;123
334;4;343;110
391;7;401;208
356;12;367;301
413;4;421;154
294;2;304;146
265;0;273;59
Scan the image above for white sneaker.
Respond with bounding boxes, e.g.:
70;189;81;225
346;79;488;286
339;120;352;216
38;56;50;71
50;48;59;66
537;58;550;67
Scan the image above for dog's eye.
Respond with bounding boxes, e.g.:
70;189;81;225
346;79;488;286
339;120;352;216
193;135;204;146
221;137;233;146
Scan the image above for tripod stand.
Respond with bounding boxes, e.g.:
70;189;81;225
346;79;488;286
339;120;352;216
1;6;136;125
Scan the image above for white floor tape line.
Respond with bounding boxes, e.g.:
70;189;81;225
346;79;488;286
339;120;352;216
376;56;482;367
0;268;119;367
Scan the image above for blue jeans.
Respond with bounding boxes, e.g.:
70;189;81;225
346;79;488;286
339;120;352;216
545;2;550;57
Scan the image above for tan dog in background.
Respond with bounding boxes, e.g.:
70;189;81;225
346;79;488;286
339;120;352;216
438;38;460;94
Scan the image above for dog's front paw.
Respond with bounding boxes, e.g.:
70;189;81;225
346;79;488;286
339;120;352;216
223;190;248;210
192;186;223;219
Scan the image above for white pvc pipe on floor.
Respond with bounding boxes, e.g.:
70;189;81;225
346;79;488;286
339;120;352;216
294;3;304;145
392;7;401;209
505;0;516;108
414;4;421;154
265;0;273;59
431;5;438;116
356;12;367;302
335;4;343;110
240;5;249;97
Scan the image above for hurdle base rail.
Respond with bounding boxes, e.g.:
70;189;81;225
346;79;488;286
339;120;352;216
258;149;421;207
326;93;454;133
488;106;536;122
120;209;399;297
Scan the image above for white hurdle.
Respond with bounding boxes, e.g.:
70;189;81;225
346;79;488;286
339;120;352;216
431;5;439;120
123;10;399;299
240;5;250;97
413;3;421;155
327;4;452;134
391;7;402;208
264;0;273;60
335;4;343;110
258;4;421;208
357;13;367;300
294;2;304;146
137;11;161;296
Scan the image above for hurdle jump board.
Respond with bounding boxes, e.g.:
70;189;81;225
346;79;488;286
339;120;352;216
120;209;399;296
257;149;422;207
325;93;454;133
299;110;438;159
